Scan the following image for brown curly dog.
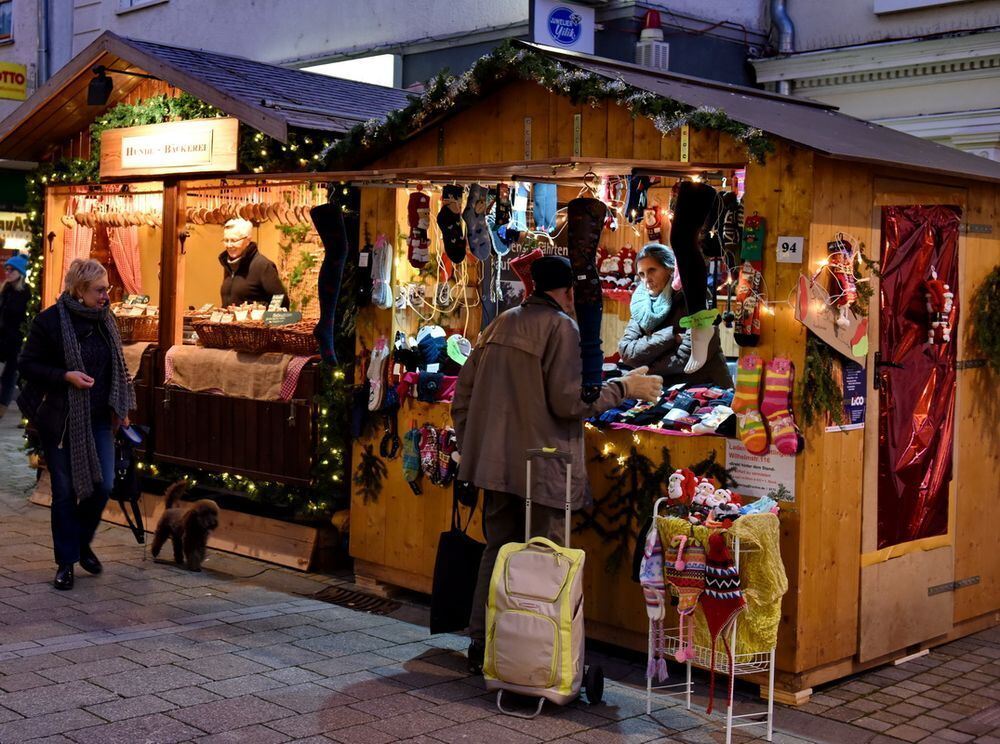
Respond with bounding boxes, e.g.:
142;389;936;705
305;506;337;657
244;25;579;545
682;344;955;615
150;480;220;572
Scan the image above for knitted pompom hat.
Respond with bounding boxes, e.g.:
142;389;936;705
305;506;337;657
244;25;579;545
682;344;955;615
700;531;746;714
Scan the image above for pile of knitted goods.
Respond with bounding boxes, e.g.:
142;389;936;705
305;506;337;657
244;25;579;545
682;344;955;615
592;382;736;436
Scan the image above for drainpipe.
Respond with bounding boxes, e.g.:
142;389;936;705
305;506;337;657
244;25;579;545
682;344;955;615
37;0;50;85
771;0;794;95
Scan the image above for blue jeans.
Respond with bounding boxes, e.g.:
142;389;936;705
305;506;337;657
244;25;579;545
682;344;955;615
0;357;18;406
43;417;115;566
575;301;604;390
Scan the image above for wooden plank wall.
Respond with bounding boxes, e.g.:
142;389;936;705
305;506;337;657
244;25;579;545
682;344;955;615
953;181;1000;623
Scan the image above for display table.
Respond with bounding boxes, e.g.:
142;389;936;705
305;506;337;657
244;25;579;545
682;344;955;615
164;345;313;401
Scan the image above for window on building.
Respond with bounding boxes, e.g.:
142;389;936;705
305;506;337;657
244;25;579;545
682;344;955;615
117;0;168;12
0;1;12;42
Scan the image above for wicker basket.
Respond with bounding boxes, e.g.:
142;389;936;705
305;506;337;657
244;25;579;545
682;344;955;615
114;314;159;343
192;319;318;356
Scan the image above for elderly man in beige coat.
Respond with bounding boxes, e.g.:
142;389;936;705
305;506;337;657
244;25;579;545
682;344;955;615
452;255;663;673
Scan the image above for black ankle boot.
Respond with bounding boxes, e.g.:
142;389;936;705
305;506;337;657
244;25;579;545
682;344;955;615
79;546;102;575
54;564;74;590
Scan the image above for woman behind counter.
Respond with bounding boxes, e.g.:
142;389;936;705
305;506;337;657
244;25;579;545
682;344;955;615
618;243;733;389
19;259;135;591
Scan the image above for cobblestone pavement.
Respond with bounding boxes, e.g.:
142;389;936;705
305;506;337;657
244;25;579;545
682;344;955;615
0;405;997;743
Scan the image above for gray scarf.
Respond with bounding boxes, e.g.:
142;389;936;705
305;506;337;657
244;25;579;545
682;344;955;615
629;283;674;335
56;292;135;500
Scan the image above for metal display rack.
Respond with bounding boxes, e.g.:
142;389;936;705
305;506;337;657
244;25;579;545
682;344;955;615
644;497;776;744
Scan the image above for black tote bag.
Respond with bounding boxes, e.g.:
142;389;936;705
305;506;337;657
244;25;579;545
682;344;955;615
429;483;485;634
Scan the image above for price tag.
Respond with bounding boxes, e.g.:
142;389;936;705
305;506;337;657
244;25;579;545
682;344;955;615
358;252;370;268
776;236;804;264
263;310;302;327
268;295;286;311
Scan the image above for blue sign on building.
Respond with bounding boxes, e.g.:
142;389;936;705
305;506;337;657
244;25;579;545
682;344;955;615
547;7;583;46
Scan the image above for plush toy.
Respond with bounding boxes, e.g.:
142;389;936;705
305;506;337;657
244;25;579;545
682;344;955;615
924;267;954;344
667;468;697;504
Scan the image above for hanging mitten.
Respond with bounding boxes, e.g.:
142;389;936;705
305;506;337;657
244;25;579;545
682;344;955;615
402;427;422;495
437;427;458;486
309;202;350;364
760;357;803;456
625;175;650;224
406;190;431;268
463;184;493;261
437;185;466;264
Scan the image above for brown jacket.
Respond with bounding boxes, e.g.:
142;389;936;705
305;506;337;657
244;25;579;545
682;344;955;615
452;295;626;510
617;293;733;389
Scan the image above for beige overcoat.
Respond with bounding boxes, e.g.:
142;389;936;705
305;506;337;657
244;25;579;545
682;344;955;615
452;295;626;510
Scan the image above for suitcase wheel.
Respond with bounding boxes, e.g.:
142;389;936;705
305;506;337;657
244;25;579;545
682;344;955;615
583;664;604;705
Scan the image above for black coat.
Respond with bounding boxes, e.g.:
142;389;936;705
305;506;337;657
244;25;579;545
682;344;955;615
0;282;29;363
218;243;288;307
17;305;113;442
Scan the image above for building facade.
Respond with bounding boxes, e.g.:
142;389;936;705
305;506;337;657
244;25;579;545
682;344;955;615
751;0;1000;160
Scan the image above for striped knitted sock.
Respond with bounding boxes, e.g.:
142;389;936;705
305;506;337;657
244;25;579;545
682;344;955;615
732;353;768;455
760;357;803;456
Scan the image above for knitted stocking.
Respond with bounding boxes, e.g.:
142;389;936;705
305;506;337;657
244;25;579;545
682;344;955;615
735;214;765;346
437;185;466;264
407;191;431;268
732;353;769;455
568;197;607;399
510;248;544;300
464;184;493;260
760;357;803;456
309;203;349;364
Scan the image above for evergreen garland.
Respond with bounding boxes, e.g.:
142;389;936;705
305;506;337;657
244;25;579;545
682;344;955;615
970;265;1000;372
353;444;388;504
799;332;845;427
327;41;773;169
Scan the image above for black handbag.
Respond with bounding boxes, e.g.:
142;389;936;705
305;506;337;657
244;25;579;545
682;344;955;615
429;483;485;635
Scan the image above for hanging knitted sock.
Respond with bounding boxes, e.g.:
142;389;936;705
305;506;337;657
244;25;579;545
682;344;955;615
625;175;650;224
309;202;349;364
402;427;422;495
732;353;769;455
366;341;390;412
510;247;544;300
407;190;431;268
437;427;458;486
463;184;493;261
734;213;765;346
760;357;804;456
356;240;374;308
419;424;440;483
494;183;512;227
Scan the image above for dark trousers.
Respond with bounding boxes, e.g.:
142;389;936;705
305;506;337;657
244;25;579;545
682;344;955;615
0;357;18;406
468;490;564;643
43;418;115;566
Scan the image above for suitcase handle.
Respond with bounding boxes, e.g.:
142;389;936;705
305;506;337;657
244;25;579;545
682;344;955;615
525;449;572;547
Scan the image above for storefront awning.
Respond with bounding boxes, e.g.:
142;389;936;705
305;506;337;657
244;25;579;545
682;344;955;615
0;32;414;162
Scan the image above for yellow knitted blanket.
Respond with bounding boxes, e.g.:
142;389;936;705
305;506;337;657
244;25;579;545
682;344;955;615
657;513;787;658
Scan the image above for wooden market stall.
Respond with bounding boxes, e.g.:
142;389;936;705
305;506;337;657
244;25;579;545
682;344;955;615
341;43;1000;702
0;32;410;569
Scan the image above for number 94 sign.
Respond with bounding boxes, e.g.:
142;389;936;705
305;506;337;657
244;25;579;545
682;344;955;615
776;235;804;263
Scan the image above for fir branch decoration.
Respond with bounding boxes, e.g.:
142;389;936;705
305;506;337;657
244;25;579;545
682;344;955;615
690;450;738;490
970;265;1000;372
800;332;845;427
327;41;773;168
850;242;880;318
353;444;388;504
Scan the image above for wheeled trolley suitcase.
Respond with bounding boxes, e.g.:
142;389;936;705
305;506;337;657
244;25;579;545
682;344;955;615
483;448;604;718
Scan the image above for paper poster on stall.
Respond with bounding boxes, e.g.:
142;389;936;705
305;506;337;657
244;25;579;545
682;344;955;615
826;359;866;432
725;441;797;502
497;241;568;311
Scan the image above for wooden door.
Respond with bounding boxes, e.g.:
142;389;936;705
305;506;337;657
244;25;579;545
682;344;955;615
858;181;965;662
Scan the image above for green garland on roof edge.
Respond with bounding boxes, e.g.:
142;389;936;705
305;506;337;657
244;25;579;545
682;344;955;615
22;93;349;519
326;40;774;168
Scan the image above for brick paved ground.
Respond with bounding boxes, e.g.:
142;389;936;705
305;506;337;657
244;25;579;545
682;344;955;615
0;407;996;743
